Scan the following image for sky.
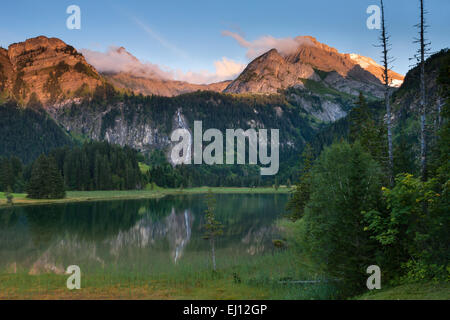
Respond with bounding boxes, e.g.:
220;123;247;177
0;0;449;84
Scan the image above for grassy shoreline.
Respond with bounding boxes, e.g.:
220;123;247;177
1;268;446;300
0;187;291;208
355;282;450;300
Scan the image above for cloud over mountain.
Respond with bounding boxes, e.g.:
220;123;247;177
81;46;173;79
81;47;245;84
176;57;245;84
222;31;315;59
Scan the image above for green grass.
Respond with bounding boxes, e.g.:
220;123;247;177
138;162;150;174
302;79;354;101
0;187;291;208
355;282;450;300
2;255;446;300
0;249;335;300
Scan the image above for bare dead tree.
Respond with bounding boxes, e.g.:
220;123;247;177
414;0;431;181
379;0;394;186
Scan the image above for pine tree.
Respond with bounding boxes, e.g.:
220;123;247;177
10;156;23;179
349;93;387;173
0;157;15;192
47;156;66;199
26;155;65;199
286;144;314;221
26;155;49;199
349;92;371;143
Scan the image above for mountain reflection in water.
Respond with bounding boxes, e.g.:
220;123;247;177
0;194;287;275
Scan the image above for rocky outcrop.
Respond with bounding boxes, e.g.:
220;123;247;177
0;48;13;92
0;36;102;105
322;71;385;98
288;90;348;122
348;53;404;87
51;101;173;153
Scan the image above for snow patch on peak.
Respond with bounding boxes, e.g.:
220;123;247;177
349;53;379;69
390;79;404;88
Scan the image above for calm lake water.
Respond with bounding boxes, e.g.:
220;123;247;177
0;194;288;276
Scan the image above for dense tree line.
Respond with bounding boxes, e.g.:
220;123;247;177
286;48;450;296
143;149;265;188
50;141;144;191
0;141;144;198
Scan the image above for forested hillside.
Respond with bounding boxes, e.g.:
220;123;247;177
0;100;73;164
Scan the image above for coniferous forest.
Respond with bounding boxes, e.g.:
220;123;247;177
0;141;145;198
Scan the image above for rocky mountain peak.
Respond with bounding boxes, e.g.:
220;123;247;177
7;36;67;61
0;36;102;106
0;47;8;56
225;36;404;96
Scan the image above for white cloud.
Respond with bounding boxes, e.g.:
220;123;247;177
214;57;246;78
81;46;174;79
81;47;245;85
222;31;315;59
176;57;245;84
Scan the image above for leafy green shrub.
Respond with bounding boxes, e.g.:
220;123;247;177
365;174;449;283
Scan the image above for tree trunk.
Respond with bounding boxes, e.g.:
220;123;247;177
211;239;216;271
380;0;394;186
419;0;427;182
386;86;393;186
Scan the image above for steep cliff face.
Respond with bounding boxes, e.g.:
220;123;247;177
0;36;102;105
0;48;13;93
50;91;315;157
51;101;172;153
224;36;404;97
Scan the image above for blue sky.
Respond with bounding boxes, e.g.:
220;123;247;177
1;0;449;82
